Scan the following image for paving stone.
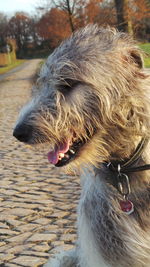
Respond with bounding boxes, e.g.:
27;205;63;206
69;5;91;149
0;245;12;253
7;233;32;243
50;244;75;254
0;222;9;229
20;250;49;257
0;215;17;221
5;220;23;227
51;240;65;247
6;245;33;255
0;229;19;236
16;223;39;232
0;254;15;261
3;264;20;267
11;256;47;266
1;202;40;210
56;219;71;226
60;234;76;242
28;233;57;242
0;242;6;247
32;242;50;252
43;225;61;234
50;211;70;219
32;218;51;225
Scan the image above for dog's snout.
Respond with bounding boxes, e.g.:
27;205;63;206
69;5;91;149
13;124;33;143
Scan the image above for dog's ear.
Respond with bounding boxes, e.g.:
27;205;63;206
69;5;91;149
130;49;144;69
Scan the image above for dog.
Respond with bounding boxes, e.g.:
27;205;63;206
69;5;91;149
13;24;150;267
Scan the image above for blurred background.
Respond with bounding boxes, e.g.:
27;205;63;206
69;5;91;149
0;0;150;70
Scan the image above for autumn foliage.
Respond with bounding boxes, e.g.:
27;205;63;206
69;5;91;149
37;8;71;48
36;0;150;49
0;0;150;58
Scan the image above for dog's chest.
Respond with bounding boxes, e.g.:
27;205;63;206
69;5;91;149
78;168;150;267
78;169;110;267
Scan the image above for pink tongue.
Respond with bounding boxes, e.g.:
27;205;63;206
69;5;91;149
47;141;70;165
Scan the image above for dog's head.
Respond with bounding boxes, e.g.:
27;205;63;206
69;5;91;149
13;25;150;169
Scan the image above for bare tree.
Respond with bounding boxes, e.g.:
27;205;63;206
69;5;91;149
52;0;76;31
114;0;133;34
36;0;87;32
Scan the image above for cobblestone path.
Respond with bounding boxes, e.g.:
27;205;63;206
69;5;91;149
0;60;80;267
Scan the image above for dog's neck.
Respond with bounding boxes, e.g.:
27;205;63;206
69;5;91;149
102;137;150;188
94;140;150;228
106;137;150;173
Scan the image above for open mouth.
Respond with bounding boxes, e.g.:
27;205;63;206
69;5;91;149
47;138;84;167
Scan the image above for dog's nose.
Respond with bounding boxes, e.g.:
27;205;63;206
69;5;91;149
13;124;33;143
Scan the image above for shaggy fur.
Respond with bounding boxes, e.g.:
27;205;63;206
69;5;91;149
13;25;150;267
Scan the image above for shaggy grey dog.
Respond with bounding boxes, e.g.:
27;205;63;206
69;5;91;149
13;25;150;267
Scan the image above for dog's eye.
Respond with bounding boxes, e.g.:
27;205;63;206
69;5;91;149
58;79;79;95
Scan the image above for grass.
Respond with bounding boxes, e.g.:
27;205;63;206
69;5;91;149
0;59;26;74
139;43;150;68
143;57;150;68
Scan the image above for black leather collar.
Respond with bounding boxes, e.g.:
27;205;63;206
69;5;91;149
105;137;150;174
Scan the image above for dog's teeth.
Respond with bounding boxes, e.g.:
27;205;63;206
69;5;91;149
69;149;75;154
65;154;69;159
59;153;65;158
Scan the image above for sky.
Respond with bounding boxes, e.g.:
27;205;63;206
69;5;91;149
0;0;37;15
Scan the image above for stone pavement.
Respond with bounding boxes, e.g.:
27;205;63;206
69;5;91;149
0;60;80;266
